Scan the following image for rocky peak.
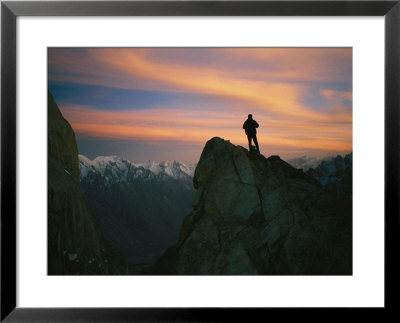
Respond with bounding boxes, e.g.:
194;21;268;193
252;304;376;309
145;137;352;275
190;137;318;228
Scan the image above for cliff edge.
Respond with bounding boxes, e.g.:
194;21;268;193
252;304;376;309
48;92;129;274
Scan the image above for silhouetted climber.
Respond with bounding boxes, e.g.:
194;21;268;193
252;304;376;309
243;114;260;153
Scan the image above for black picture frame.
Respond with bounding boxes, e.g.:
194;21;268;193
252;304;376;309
1;0;399;321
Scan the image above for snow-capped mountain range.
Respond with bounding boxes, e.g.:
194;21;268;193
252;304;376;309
78;152;352;186
286;153;352;172
79;155;196;182
285;153;352;186
285;156;326;171
78;155;197;272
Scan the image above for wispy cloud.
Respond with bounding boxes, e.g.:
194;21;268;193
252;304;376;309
49;48;352;159
61;103;352;154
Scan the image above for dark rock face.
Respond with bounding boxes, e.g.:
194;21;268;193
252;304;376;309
48;92;129;274
144;137;352;275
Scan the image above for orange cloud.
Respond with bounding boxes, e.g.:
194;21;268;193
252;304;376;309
219;48;352;82
50;48;352;157
60;104;352;155
50;48;352;121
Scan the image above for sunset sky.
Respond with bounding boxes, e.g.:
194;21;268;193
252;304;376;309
48;48;352;164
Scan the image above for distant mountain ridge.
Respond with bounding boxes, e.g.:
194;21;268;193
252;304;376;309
305;153;352;186
78;154;196;273
286;153;352;186
286;156;327;171
79;155;196;183
286;153;352;171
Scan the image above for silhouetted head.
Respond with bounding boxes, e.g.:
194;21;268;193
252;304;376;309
248;114;253;119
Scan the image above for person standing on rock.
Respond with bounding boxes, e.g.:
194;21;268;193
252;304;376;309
243;114;260;153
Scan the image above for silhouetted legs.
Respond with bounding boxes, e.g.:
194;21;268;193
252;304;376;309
253;135;260;153
247;134;260;153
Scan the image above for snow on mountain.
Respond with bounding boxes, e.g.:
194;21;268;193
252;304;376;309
139;160;162;175
285;156;324;171
78;155;132;181
78;155;196;182
285;153;352;172
139;160;196;178
305;153;352;186
285;153;352;186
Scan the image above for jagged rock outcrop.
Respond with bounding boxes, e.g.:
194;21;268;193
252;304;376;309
48;92;129;274
144;137;352;275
